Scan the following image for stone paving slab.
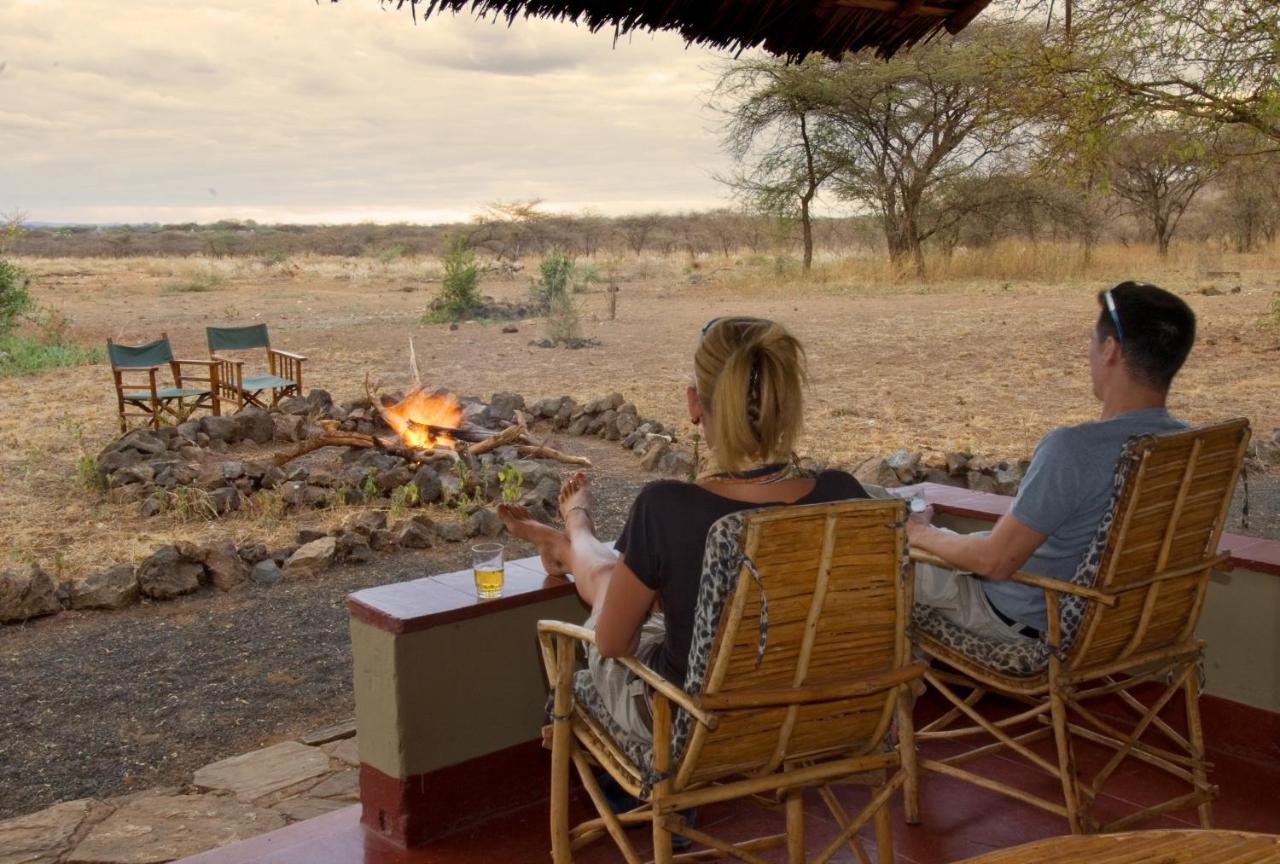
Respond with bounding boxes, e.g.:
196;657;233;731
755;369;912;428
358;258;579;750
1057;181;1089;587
306;769;358;801
66;794;284;864
323;737;359;767
0;799;110;864
192;742;330;803
270;796;350;823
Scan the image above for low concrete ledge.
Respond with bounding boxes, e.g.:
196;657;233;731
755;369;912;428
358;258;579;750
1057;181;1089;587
346;552;588;847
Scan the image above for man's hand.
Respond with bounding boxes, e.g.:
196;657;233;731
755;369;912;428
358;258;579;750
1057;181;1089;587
907;513;1047;582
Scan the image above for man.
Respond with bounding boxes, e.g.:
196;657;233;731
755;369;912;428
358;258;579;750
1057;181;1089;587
907;281;1196;641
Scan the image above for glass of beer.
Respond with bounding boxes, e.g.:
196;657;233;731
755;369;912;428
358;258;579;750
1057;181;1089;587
471;542;504;599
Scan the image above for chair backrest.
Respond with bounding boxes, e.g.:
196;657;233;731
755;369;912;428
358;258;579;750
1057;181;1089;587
107;336;173;370
675;498;908;788
1068;419;1250;671
207;324;269;353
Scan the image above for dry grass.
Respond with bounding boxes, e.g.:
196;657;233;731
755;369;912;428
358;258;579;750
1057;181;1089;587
2;242;1277;581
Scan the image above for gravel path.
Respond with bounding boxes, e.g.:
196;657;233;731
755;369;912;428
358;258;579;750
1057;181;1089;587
0;437;647;820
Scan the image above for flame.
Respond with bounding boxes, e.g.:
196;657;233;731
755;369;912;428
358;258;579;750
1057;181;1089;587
381;387;465;450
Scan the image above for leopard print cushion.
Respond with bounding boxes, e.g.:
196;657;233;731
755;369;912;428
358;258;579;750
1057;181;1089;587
911;439;1141;677
568;512;754;796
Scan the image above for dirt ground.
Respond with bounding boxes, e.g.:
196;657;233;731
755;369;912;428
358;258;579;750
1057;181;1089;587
2;254;1278;582
1;254;1278;819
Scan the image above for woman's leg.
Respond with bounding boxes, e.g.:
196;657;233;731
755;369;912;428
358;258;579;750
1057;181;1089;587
498;473;620;609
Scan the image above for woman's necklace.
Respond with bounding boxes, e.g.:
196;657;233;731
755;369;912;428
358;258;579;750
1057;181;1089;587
697;455;812;486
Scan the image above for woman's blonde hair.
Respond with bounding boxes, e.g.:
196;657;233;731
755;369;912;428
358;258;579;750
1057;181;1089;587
694;317;807;472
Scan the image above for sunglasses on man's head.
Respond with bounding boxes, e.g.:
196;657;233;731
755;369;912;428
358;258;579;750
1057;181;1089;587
1104;289;1126;345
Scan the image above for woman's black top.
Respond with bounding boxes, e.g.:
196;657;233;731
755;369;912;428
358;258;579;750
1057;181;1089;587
614;470;868;685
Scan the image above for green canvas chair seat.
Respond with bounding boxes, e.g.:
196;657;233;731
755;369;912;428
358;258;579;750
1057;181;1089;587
241;374;295;392
206;324;305;410
108;334;221;432
124;386;211;402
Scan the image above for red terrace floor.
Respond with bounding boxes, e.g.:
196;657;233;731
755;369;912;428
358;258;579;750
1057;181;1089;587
183;716;1280;864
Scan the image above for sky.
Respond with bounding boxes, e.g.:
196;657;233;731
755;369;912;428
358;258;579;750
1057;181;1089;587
0;0;738;225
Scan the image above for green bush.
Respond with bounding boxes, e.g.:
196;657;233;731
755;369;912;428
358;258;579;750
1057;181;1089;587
0;333;102;377
0;260;32;335
165;270;225;293
532;250;573;310
427;238;482;322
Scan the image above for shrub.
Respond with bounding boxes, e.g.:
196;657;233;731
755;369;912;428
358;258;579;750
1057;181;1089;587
0;332;101;377
0;259;32;335
546;291;581;345
427;238;482;322
165;270;225;293
532;250;573;311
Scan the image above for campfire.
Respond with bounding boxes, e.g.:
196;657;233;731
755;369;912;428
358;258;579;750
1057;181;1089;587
380;388;465;450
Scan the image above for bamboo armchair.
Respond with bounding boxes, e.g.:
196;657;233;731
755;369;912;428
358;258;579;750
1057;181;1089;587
907;419;1251;835
108;332;221;432
538;498;923;864
206;323;305;410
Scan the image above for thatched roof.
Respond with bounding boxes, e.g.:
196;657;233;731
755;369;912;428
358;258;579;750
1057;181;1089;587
382;0;994;60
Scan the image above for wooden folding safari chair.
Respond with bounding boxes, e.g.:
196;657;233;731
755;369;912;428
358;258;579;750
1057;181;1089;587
108;332;221;432
538;498;923;864
907;419;1251;835
206;323;305;410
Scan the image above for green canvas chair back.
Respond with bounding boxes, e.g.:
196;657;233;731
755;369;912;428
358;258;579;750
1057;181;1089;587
108;337;174;369
207;324;270;353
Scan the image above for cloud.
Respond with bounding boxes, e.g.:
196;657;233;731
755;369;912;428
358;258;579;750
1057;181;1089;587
0;0;739;224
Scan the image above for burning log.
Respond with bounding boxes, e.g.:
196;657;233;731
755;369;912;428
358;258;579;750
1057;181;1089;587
467;424;528;456
271;432;459;468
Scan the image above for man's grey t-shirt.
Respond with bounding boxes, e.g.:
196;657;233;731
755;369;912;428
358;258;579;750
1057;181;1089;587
982;408;1186;632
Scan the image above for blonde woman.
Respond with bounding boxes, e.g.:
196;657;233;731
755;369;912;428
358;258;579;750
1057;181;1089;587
499;316;868;746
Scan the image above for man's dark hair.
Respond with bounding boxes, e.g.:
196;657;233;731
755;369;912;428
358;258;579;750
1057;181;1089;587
1095;281;1196;390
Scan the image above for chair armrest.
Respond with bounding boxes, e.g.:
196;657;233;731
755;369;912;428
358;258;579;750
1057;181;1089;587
269;348;307;361
697;663;925;711
172;358;219;368
536;620;718;729
909;549;1118;607
210;354;244;366
115;365;164;375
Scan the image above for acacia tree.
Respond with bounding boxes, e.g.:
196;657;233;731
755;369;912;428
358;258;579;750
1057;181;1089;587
1031;1;1280;144
1106;123;1220;256
714;57;839;271
816;23;1037;277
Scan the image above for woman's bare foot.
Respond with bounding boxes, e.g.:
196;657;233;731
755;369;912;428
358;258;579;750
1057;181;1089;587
496;503;570;576
559;472;594;535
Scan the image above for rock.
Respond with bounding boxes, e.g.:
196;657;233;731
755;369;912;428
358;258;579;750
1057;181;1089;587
566;416;591;437
67;793;284;863
307;469;336;488
280;481;324;510
0;564;62;624
640;441;670;471
296;527;328;545
369;528;395;551
553;398;577;429
466;507;502;538
139;494;164;518
375;465;413;494
273;413;306;443
278;395;311;415
967;471;999;494
488;392;525;423
0;798;114;864
596;409;620;440
923;467;963;487
259;465;286;490
436;521;466;543
586;392;625;414
208;486;240;515
854;457;899;489
284;537;336;578
286;466;309;482
272;796;349;822
221;460;245;481
945;451;972;475
204;541;249;592
199;415;238;444
884;449;922;484
111;463;155;487
530;397;565;418
411;465;443;504
659;450;694;478
233;406;274;444
336;532;372;563
308;769;359;800
239;543;270;564
500;324;519;335
193;741;331;803
68;564;139;611
527;475;561;513
301;717;356;745
615;412;639;439
120;429;167;456
306;388;333;411
993;463;1026;496
395;517;435;549
345;510;387;537
251;559;284;586
327;736;360;766
136;546;204;600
